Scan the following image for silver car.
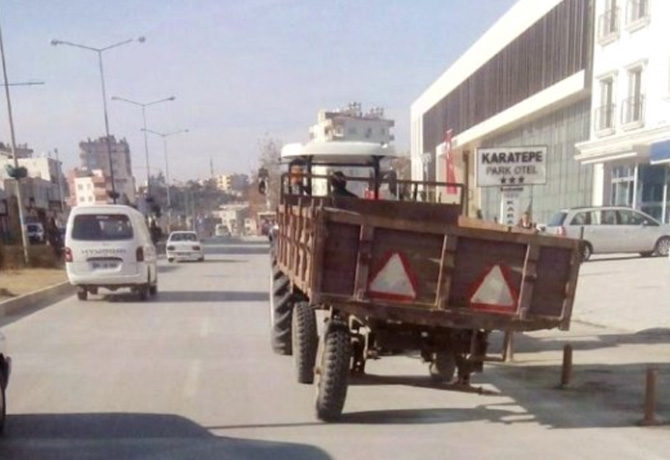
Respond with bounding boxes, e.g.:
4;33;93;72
545;206;670;261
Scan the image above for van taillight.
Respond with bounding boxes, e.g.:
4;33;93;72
64;247;73;263
136;247;144;262
558;226;566;237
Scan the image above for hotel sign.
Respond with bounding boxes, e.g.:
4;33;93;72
475;146;547;187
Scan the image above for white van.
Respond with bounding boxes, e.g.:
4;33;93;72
65;205;158;301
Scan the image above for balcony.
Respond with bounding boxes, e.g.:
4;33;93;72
598;8;620;44
594;104;616;135
621;95;645;129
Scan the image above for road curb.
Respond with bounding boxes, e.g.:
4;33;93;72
0;281;74;317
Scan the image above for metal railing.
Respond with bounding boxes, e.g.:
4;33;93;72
595;103;616;131
621;95;644;125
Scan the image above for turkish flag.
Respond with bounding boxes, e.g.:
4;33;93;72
443;129;457;194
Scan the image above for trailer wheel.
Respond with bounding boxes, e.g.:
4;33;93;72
429;351;457;383
315;324;351;422
0;370;5;434
292;301;318;384
77;288;87;301
270;269;293;355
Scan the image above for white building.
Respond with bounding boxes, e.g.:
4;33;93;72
309;102;394;144
79;136;136;204
411;0;593;223
308;103;395;197
70;169;109;206
575;0;670;223
215;173;249;192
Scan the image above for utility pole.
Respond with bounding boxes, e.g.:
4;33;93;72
210;157;214;180
54;148;65;218
0;16;29;264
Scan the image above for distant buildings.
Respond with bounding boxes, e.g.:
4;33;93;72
77;136;136;205
67;169;109;207
308;103;396;197
214;173;249;193
309;102;394;144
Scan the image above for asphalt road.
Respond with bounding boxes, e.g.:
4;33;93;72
0;238;669;459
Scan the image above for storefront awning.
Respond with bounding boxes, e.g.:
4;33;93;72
650;139;670;164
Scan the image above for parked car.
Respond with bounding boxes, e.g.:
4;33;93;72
166;231;205;262
25;222;45;244
64;205;158;301
0;330;11;434
214;224;231;238
545;206;670;260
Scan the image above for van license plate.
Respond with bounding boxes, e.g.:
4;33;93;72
92;262;118;269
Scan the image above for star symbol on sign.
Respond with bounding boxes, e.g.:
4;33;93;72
509;177;516;184
518;176;525;184
500;177;507;184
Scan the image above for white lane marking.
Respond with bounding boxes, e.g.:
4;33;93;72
184;360;202;399
199;318;210;338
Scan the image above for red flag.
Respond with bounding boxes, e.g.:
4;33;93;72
443;129;457;194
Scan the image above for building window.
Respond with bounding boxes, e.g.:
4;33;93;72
77;184;83;191
626;0;649;29
622;67;644;127
611;164;636;206
596;77;616;133
598;0;620;43
347;127;357;135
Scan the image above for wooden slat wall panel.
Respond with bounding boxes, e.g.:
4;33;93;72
449;238;527;309
422;0;590;155
369;229;444;304
529;246;573;317
321;222;360;296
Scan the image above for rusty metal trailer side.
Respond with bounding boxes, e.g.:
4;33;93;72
275;198;581;333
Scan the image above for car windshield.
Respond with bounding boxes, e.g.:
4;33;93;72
547;211;567;227
72;214;133;241
170;233;197;242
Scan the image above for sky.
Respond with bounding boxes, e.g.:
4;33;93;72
0;0;516;182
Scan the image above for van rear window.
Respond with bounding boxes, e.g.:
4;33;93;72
72;214;133;241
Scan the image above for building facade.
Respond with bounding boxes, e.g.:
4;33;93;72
411;0;595;224
67;169;109;206
215;173;249;193
310;102;394;144
575;0;670;223
79;136;136;204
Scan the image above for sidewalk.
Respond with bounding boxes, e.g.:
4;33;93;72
572;254;670;332
0;268;67;302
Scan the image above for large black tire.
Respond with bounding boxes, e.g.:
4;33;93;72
77;288;87;301
429;351;457;383
292;301;318;384
580;241;593;262
315;325;351;422
270;267;293;355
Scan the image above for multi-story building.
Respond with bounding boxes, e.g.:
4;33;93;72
215;173;250;193
309;102;394;144
0;153;66;226
0;142;34;159
67;169;108;206
411;0;594;223
79;136;136;204
308;104;396;197
575;0;670;223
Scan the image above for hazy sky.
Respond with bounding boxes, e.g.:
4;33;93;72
0;0;516;181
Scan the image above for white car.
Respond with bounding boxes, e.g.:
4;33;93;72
0;331;11;434
65;205;159;301
166;231;205;262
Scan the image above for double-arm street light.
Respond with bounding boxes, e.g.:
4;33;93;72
111;96;175;202
51;36;145;203
141;128;188;231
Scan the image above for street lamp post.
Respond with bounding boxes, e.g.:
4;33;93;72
0;17;30;264
111;96;175;203
51;36;145;203
142;128;188;232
